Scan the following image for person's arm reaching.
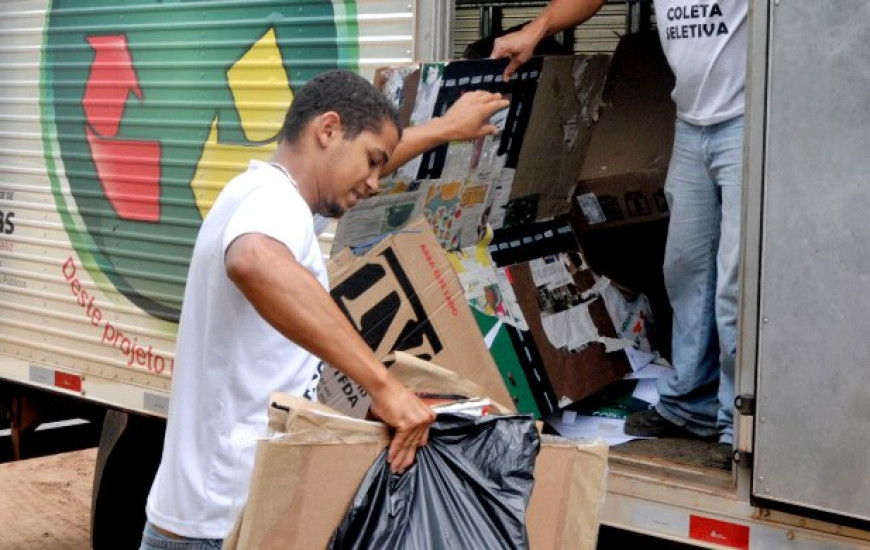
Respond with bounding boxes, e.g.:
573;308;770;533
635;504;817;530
226;232;435;473
381;90;510;176
491;0;606;79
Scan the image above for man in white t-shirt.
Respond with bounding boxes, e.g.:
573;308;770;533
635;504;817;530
140;70;510;548
492;0;746;470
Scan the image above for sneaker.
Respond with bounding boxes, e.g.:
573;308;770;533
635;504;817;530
707;442;734;470
624;408;694;438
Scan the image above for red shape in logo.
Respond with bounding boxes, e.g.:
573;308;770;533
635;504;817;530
84;34;161;222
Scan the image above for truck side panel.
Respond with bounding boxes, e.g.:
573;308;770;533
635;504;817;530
0;0;415;416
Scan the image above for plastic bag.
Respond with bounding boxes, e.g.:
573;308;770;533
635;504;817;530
329;413;540;549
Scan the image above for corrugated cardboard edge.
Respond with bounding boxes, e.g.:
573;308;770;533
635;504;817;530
391;351;513;413
528;438;609;550
267;392;389;443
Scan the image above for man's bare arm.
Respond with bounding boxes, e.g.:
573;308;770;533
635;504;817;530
382;90;510;176
492;0;606;79
226;233;435;472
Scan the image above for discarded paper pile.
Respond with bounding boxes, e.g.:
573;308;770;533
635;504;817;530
226;354;608;550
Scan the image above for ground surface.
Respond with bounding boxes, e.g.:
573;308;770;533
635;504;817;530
0;448;95;549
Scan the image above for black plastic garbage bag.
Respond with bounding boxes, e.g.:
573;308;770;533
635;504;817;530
329;413;540;550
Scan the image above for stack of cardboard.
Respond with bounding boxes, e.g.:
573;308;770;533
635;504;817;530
229;360;609;550
325;46;671;419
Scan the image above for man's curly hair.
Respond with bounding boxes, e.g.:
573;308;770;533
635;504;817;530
280;69;403;143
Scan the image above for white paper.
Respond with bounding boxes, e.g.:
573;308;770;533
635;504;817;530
547;412;650;446
576;192;606;225
624;346;657;372
623;362;673;380
529;255;574;289
631;378;660;406
332;191;425;252
540;305;599;352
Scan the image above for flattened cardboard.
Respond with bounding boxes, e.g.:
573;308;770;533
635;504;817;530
353;54;610;256
572;167;669;231
512;55;610;222
318;218;514;417
572;32;675;232
508;259;632;405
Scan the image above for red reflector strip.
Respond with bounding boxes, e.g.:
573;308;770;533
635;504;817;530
689;515;749;549
55;371;83;393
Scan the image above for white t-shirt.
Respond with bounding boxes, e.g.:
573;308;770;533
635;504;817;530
145;160;327;539
654;0;747;125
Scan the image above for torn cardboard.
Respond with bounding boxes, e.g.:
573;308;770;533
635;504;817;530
507;254;634;406
511;55;609;222
462;219;655;415
572;32;675;232
318;218;514;417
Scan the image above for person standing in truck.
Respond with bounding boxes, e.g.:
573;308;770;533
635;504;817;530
492;0;746;469
140;69;510;548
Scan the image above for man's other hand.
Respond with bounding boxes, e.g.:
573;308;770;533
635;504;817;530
369;378;436;474
491;24;543;81
439;90;510;141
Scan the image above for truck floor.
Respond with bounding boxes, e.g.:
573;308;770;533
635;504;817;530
611;436;731;472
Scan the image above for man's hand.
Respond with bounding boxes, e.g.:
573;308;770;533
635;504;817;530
369;377;436;474
491;24;545;81
381;91;509;175
491;0;606;80
438;90;511;141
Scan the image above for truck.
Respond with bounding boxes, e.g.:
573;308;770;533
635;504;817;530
1;1;868;548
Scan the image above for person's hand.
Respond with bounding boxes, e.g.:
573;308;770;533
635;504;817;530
369;377;436;474
439;90;511;142
491;24;544;81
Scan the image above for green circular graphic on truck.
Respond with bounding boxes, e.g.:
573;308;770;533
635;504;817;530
41;0;359;321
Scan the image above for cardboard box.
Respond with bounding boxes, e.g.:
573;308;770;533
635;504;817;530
571;32;675;232
318;218;515;417
225;394;608;550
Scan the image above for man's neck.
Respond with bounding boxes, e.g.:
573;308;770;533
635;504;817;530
271;143;318;212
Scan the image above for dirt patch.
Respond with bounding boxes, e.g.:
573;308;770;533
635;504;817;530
0;448;96;549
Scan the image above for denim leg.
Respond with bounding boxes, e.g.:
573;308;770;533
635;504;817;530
710;116;744;445
656;119;722;437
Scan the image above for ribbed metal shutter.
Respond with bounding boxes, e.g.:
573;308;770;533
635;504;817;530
453;2;652;58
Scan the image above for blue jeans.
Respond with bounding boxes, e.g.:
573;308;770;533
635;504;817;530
139;521;223;550
655;115;744;445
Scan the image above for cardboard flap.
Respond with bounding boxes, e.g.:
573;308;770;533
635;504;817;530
390;351;513;413
268;393;389;445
